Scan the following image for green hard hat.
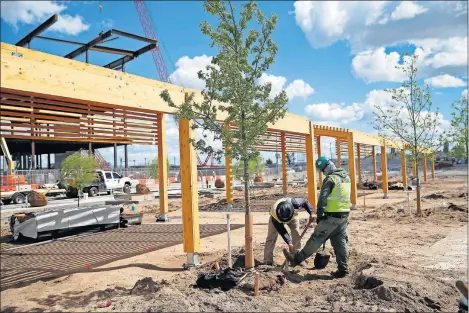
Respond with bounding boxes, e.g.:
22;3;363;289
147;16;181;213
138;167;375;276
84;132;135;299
315;156;329;171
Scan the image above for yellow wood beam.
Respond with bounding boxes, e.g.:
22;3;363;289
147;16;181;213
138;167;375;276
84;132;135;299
281;132;288;195
347;132;357;209
178;101;200;259
305;122;317;213
412;159;417;176
1;42;309;135
401;149;407;188
157;113;168;219
372;146;377;181
422;154;427;183
317;136;323;188
381;145;389;198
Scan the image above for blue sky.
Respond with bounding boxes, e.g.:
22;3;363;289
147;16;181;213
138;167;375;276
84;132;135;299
1;1;467;166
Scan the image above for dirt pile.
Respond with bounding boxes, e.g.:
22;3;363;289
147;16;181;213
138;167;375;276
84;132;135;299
136;184;150;195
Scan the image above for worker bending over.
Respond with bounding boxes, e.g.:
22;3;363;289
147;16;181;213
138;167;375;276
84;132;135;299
263;197;316;265
283;156;351;278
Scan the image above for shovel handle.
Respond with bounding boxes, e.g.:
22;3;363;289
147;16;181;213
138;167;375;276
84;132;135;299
281;220;313;270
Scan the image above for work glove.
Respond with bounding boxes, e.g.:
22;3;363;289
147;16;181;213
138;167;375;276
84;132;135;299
308;214;316;224
288;243;295;253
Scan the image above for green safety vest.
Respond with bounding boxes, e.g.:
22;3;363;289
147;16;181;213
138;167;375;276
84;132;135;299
325;174;351;213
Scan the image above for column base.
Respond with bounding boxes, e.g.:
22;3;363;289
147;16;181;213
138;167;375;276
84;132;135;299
183;253;200;269
156;213;169;222
350;204;357;210
383;193;389;199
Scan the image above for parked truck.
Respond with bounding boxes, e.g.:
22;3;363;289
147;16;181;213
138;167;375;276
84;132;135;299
65;170;137;198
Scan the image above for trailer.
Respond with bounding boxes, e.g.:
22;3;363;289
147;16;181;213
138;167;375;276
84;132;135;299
9;205;123;240
1;188;67;205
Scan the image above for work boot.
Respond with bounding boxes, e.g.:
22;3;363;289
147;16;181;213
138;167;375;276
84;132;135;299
282;248;302;267
331;270;348;279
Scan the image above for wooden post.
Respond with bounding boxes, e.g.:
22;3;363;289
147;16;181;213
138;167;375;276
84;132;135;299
157;113;169;221
336;139;341;167
179;93;200;266
356;143;361;183
305;122;317;212
225;146;233;209
317;136;323;188
31;141;36;169
381;145;389;199
124;145;129;169
401;149;407;188
88;142;93;156
422;154;427;183
372;146;377;181
430;154;435;179
347;132;357;209
281;132;288;195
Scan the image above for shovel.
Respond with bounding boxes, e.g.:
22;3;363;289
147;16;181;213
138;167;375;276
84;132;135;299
281;220;313;270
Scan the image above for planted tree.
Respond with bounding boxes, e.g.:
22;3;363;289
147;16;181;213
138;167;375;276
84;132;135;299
232;155;266;180
448;96;468;159
160;0;288;267
60;153;98;207
372;54;442;217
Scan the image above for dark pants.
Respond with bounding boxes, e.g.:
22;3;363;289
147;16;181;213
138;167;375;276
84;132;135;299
295;215;349;273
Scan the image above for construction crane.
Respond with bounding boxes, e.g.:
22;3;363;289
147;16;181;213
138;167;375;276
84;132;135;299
133;1;219;168
134;0;171;83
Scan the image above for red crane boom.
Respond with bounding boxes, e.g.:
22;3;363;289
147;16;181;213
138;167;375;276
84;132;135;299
134;0;171;83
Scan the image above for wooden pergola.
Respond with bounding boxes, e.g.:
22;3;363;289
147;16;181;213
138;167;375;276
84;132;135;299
0;41;435;266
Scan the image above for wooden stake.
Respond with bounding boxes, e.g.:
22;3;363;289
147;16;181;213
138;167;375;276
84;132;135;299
254;272;260;296
245;214;255;269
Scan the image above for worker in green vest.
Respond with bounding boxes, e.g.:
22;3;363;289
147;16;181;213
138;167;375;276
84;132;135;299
283;156;351;278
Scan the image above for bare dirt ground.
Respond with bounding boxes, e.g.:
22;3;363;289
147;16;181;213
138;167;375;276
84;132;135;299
1;177;467;312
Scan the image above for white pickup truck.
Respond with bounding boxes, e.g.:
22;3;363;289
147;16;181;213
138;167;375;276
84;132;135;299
66;170;139;198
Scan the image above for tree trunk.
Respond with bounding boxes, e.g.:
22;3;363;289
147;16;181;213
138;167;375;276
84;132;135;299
414;155;422;217
243;158;254;269
78;189;81;207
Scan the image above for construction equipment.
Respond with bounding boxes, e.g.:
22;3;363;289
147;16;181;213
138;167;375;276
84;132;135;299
1;137;16;175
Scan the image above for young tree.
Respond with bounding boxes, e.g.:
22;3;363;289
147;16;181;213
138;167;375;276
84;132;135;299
448;96;468;159
147;157;170;179
232;155;265;180
372;54;442;217
60;153;98;207
160;0;288;267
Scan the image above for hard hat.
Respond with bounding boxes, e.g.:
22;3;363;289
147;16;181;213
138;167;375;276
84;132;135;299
316;156;329;171
276;200;294;223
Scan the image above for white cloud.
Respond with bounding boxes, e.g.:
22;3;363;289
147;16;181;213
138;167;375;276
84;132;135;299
352;37;468;83
305;102;363;124
0;1;89;36
424;74;466;88
285;80;315;99
257;73;287;98
293;1;467;53
462;89;468;98
390;1;428;21
351;48;406;83
169;55;213;90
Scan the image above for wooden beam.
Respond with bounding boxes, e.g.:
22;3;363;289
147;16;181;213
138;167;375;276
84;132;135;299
1;42;310;135
412;158;417;177
157;113;169;220
317;136;323;188
347;133;357;209
422;154;427;183
179;94;200;265
305;122;317;213
381;145;389;198
372;146;377;181
401;149;407;188
281;132;288;195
